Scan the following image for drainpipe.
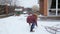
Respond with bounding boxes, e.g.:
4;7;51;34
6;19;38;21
5;4;8;15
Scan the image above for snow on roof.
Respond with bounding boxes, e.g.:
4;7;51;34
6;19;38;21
15;8;23;11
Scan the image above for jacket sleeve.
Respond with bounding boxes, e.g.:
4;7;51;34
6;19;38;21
34;16;38;26
27;16;30;23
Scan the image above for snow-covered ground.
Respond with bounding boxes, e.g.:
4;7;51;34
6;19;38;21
0;14;60;34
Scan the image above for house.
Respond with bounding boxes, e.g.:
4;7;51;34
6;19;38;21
0;0;15;15
14;6;24;15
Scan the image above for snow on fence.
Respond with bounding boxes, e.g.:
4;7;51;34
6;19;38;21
41;24;60;34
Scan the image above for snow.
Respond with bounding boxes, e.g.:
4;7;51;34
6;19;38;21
0;14;60;34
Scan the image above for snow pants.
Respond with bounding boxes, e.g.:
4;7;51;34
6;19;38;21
30;23;35;31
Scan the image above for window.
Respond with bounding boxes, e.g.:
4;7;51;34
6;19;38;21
58;0;60;8
48;0;60;16
51;0;56;9
49;10;56;15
